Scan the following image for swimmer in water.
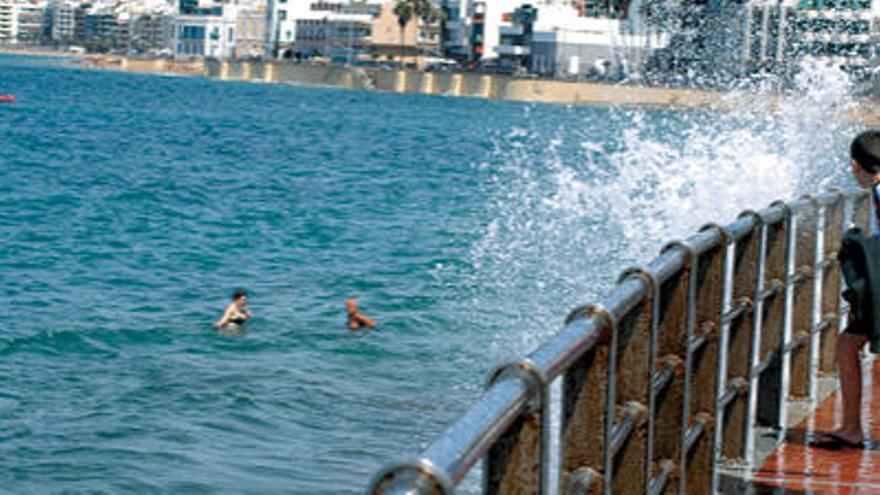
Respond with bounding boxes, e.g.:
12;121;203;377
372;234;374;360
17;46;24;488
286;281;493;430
213;290;251;330
347;298;375;331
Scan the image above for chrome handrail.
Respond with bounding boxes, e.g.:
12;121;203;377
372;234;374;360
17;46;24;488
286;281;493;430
368;188;869;495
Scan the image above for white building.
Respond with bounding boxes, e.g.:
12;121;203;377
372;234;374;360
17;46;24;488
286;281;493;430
266;0;312;56
172;10;237;59
48;0;76;42
0;0;15;42
294;6;374;60
15;1;44;44
235;5;266;58
496;2;669;77
469;0;525;61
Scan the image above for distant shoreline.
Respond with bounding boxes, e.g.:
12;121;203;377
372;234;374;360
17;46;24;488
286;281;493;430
0;47;86;58
6;50;880;124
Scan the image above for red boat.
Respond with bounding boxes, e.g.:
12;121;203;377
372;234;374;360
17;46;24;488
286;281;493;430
0;95;16;104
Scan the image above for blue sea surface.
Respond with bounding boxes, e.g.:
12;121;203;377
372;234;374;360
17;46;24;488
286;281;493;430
0;56;855;493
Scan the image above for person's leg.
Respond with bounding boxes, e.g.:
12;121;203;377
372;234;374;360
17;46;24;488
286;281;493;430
832;331;869;443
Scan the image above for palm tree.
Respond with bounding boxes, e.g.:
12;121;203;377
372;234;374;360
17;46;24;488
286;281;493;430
393;0;412;64
393;0;445;66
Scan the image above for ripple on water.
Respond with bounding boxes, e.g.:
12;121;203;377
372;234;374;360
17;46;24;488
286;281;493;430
0;56;860;494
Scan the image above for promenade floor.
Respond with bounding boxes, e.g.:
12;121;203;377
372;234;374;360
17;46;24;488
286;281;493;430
745;357;880;494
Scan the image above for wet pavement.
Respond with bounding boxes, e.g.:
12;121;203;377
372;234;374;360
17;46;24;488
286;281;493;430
743;357;880;494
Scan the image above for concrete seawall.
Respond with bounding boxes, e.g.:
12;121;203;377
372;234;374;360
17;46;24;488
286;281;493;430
108;57;880;121
120;58;204;75
203;59;740;111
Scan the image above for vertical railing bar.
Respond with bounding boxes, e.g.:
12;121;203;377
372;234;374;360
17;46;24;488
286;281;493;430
607;268;656;494
654;236;702;495
675;240;699;494
603;307;620;495
558;310;612;495
744;218;768;463
639;267;662;493
678;247;696;494
712;241;735;493
483;360;548;495
748;202;791;448
778;204;796;430
809;197;825;401
681;224;726;495
542;380;554;495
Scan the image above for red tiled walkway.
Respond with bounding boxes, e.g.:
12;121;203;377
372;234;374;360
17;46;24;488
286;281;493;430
748;357;880;494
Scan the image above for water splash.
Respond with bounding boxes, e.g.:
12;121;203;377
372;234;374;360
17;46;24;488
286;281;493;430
466;61;858;357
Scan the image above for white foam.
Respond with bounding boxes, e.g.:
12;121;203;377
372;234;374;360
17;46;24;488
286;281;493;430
466;61;858;358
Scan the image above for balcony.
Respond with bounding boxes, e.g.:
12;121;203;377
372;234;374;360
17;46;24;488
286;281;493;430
496;44;529;56
499;24;523;36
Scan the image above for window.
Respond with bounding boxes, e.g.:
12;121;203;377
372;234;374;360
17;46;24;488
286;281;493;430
279;9;287;20
181;25;205;40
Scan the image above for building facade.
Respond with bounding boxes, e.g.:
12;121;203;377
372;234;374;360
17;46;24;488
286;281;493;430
173;12;237;58
234;6;265;58
267;0;308;57
440;0;468;59
495;2;669;78
47;0;76;43
131;13;173;54
0;0;14;42
294;1;379;60
15;1;44;44
741;0;880;82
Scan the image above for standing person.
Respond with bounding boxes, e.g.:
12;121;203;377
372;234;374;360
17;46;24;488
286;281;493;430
213;290;251;330
814;130;880;449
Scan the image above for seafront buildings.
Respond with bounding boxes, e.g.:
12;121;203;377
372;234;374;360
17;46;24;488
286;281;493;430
1;0;880;87
741;0;880;81
0;0;45;44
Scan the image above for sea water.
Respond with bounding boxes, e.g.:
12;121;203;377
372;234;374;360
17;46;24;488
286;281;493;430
0;55;860;493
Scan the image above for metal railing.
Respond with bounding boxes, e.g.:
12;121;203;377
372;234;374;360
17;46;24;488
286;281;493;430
367;188;871;495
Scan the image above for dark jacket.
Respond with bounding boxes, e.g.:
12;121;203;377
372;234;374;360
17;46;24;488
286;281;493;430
839;227;880;353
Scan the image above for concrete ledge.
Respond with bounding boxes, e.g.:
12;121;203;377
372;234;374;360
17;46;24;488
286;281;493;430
194;60;880;124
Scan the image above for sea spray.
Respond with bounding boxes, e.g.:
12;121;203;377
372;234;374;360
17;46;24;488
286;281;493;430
464;61;858;361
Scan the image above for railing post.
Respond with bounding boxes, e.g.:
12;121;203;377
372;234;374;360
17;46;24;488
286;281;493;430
561;310;611;495
818;193;844;374
606;271;655;494
646;247;689;495
789;198;818;399
680;228;724;495
485;362;547;495
721;212;760;461
755;205;790;430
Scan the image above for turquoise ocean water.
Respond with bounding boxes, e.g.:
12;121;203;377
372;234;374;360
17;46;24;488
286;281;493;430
0;56;858;493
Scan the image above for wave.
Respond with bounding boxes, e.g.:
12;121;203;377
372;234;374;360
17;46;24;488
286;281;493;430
461;60;859;359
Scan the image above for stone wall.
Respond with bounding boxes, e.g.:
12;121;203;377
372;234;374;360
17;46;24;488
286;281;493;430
121;58;203;75
198;60;775;112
